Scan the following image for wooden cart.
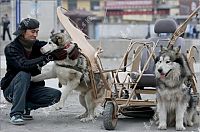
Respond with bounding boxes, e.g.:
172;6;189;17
102;7;200;130
56;6;199;131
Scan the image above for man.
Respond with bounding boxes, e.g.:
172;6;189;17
1;14;12;41
0;18;68;125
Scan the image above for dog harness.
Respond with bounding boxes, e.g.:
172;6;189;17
55;56;88;82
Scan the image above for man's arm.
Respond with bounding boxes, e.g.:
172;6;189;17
5;45;49;71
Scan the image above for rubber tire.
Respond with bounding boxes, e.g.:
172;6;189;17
103;102;118;130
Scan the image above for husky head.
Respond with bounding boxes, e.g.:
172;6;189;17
155;45;183;80
40;32;74;54
50;32;72;46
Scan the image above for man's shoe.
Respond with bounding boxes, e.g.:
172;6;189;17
22;115;33;120
10;115;24;125
23;109;33;120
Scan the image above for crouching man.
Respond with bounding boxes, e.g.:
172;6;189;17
1;18;67;125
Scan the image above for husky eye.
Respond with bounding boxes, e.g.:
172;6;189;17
166;60;170;63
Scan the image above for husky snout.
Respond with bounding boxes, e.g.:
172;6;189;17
158;68;163;74
40;42;58;54
40;47;49;54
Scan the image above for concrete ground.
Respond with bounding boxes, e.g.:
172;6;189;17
1;40;200;132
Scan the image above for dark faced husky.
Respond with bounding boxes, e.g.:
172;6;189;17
31;32;111;122
154;46;199;131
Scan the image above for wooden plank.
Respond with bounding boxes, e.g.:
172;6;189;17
116;99;156;106
135;89;156;94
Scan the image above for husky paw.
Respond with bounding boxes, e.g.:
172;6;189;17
155;120;159;125
93;113;99;118
80;116;96;123
158;124;167;130
187;121;193;127
55;106;63;110
75;113;88;119
54;103;64;110
176;125;186;131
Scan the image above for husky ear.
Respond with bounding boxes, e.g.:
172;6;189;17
176;45;181;53
160;45;163;51
168;45;173;50
155;56;160;64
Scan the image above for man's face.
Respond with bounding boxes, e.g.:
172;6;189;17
23;28;39;40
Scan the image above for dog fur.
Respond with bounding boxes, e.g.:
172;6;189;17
154;46;199;131
31;33;111;122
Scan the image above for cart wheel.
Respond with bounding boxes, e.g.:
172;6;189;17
103;102;118;130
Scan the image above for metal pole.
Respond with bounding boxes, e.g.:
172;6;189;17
57;0;61;6
57;0;61;32
35;0;38;19
0;1;2;44
0;2;2;125
16;0;21;29
153;0;157;22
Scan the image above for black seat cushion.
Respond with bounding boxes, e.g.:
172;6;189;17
130;73;157;87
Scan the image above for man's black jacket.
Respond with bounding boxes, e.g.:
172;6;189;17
1;38;49;90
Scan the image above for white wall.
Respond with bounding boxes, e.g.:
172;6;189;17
96;24;156;39
14;0;57;40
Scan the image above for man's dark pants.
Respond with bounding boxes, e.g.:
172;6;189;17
3;71;61;117
3;27;12;41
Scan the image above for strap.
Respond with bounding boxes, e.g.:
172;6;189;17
55;57;87;81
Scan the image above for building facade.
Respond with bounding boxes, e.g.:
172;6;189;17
60;0;180;24
61;0;200;23
1;0;199;39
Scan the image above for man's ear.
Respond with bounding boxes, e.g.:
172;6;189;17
20;30;26;37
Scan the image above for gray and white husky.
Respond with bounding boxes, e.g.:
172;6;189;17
31;33;111;122
154;46;199;131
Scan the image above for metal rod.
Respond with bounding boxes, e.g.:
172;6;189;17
123;41;158;107
168;6;200;48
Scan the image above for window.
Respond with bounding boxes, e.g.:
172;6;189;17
68;0;77;11
0;0;11;3
91;0;100;11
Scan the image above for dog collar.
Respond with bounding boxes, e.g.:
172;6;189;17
63;42;72;49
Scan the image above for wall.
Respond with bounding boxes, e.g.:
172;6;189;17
95;24;155;39
88;39;200;58
77;0;90;10
12;0;57;40
62;0;68;9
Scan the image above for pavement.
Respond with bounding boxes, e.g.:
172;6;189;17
0;39;200;132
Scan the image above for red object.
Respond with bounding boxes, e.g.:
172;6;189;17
105;0;153;10
106;10;169;16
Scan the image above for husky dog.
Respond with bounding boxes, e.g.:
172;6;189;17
154;46;199;131
31;32;110;122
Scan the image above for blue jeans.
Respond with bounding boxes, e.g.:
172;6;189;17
3;71;61;117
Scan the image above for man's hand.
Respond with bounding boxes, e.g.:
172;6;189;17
47;48;68;61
